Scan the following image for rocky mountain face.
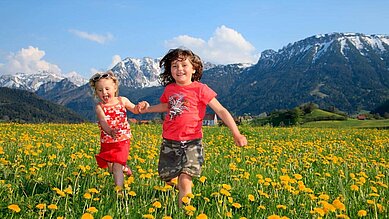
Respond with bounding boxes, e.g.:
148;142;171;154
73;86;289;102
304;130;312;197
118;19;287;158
1;32;388;122
229;33;389;115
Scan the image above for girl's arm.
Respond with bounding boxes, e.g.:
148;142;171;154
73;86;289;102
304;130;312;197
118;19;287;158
121;96;140;114
96;104;117;138
208;98;247;146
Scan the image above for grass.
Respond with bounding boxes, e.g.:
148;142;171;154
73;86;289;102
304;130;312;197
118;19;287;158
0;123;388;218
301;119;389;129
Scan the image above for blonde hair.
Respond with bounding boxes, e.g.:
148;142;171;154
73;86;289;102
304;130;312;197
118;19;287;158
89;70;119;97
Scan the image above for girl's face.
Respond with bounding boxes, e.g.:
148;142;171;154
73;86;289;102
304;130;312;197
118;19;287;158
171;58;195;86
95;78;117;104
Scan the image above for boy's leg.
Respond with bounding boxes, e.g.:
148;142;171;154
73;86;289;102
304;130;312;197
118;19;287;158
112;163;124;188
178;173;192;207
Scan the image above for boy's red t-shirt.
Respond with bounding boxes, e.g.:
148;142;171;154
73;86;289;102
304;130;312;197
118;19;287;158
160;81;217;141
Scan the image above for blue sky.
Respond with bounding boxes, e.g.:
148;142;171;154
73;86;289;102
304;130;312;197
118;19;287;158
0;0;388;78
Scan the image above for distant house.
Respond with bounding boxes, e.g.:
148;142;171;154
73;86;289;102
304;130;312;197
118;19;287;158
357;114;367;120
203;113;218;126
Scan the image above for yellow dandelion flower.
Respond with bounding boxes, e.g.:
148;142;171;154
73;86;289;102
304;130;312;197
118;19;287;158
88;188;99;194
320;201;336;212
55;189;66;197
267;215;281;219
366;200;375;205
314;207;325;216
101;216;113;219
152;201;162;208
333;199;346;211
368;193;379;197
128;191;136;196
319;194;330;200
81;213;94;219
258;205;266;210
222;184;232;190
232;203;242;208
371;186;378;193
8;204;21;213
293;174;303;180
196;213;208;219
142;214;154;219
226;211;233;218
350;185;359;191
36;203;46;210
357;210;367;217
64;187;72;194
276;205;287;210
48;204;58;210
162;216;172;219
199;176;207;183
182;196;190;204
336;213;350;218
86;207;98;213
148;208;155;213
377;204;384;213
184;205;196;212
84;193;92;199
220;188;231;196
203;197;210;202
248;194;255;201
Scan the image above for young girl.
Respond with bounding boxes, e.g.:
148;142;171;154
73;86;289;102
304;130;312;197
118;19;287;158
89;70;140;189
140;48;247;206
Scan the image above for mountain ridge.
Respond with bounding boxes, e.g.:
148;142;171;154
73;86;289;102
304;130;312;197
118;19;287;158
1;32;388;121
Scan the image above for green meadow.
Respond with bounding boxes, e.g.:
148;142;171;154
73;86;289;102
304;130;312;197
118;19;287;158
0;123;388;219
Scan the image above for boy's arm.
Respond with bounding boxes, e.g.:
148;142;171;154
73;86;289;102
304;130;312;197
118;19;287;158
140;103;169;113
208;98;247;146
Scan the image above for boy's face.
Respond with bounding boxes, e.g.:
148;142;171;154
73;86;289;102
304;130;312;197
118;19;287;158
170;58;195;86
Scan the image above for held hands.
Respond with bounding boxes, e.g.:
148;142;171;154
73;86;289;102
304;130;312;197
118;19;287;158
136;101;150;114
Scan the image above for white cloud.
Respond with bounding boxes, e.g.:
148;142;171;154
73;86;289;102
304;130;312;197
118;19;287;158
0;46;61;75
69;29;114;44
165;25;259;64
109;55;122;68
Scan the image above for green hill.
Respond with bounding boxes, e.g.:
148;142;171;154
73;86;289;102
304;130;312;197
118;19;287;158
0;87;86;123
302;109;346;123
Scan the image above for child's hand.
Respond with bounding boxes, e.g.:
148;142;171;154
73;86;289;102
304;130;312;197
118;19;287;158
137;101;150;113
109;128;119;139
233;134;247;147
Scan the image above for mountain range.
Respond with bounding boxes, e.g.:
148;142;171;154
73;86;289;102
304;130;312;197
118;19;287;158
0;32;388;122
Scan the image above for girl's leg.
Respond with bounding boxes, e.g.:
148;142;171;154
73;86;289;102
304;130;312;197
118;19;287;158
178;173;192;207
112;163;124;188
107;162;113;173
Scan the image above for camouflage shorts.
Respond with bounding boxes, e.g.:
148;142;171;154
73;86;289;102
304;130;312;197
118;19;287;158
158;138;204;181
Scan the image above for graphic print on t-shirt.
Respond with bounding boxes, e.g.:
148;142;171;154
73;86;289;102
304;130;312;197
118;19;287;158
168;93;189;120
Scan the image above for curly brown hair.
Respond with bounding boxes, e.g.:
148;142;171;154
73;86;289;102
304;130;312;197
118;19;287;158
159;48;203;87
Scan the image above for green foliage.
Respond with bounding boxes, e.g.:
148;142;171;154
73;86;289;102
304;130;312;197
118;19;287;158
0;87;86;123
371;99;389;118
250;103;347;127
